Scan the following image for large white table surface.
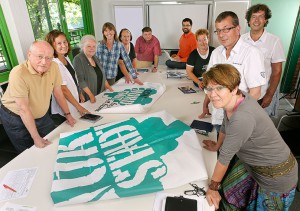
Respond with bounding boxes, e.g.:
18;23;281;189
0;65;217;211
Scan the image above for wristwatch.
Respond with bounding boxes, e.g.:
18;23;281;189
209;180;221;191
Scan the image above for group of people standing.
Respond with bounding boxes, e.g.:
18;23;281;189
0;3;298;210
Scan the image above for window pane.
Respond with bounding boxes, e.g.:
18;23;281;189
0;31;9;72
0;44;8;72
26;0;61;40
64;0;84;47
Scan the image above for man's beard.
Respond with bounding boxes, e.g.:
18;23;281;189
183;29;189;34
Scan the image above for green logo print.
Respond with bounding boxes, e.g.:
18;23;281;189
51;116;191;205
103;88;157;105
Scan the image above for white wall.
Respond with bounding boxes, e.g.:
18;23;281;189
91;0;250;47
1;0;35;63
0;0;250;61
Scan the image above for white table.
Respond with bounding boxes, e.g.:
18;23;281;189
0;66;217;210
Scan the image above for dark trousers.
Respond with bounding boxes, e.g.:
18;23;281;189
165;60;186;69
0;107;55;153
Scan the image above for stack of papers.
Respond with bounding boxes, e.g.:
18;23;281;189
167;71;187;78
178;86;196;94
0;167;38;202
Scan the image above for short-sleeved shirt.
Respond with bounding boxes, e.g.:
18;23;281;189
241;30;286;97
177;31;198;62
219;92;298;193
207;38;266;125
135;35;162;62
96;40;137;80
1;61;62;118
186;46;215;77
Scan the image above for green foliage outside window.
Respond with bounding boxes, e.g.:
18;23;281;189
25;0;84;44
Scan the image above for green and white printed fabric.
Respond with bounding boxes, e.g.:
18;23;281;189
51;111;208;206
85;80;166;113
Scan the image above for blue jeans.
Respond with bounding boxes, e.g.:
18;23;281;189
165;60;186;69
0;107;55;153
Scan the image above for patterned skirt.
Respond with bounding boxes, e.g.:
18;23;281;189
219;159;296;211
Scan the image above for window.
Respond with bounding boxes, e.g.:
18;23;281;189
0;34;9;73
25;0;91;49
0;6;18;84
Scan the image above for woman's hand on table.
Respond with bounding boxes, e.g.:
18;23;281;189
134;78;143;85
198;107;211;119
206;188;221;210
202;140;220;152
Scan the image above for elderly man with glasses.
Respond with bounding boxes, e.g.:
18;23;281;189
199;11;266;133
165;18;197;69
0;40;76;153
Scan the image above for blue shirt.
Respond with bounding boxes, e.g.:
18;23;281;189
96;41;137;80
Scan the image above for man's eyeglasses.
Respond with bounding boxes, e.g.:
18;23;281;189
203;86;226;94
214;26;236;35
182;24;191;27
32;54;53;62
184;183;206;197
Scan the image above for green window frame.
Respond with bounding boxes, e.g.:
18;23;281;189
25;0;94;60
0;6;18;84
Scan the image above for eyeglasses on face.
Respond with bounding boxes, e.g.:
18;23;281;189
182;24;191;27
214;26;236;35
31;54;53;62
203;86;226;94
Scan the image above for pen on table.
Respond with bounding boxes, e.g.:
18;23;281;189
3;184;17;192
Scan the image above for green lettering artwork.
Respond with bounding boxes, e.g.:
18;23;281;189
103;88;157;105
51;113;192;206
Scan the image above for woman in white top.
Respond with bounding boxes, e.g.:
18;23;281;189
45;30;88;118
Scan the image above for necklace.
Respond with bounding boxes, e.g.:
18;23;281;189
233;96;245;111
226;95;245;118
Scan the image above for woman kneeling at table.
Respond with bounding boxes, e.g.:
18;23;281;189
202;64;298;210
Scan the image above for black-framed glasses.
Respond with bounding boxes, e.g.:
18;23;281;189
184;183;206;196
214;26;236;35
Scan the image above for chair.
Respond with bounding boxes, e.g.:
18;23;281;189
277;112;300;191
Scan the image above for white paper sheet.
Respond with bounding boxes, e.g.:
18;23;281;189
0;202;36;211
0;167;38;202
